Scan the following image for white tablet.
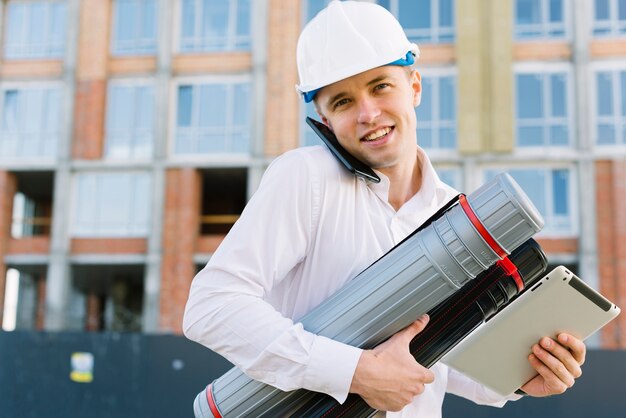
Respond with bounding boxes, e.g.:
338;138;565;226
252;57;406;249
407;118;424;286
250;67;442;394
442;265;621;396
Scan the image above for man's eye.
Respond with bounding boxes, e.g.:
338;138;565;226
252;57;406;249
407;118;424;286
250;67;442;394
334;98;350;109
374;83;390;91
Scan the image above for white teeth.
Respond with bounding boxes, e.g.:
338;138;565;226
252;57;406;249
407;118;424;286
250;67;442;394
363;127;391;141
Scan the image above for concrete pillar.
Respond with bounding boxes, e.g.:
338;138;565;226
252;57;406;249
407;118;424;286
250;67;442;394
160;169;201;333
0;171;17;326
457;0;513;154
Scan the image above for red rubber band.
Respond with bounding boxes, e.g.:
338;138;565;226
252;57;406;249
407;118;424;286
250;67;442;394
206;384;223;418
497;257;524;292
458;194;507;259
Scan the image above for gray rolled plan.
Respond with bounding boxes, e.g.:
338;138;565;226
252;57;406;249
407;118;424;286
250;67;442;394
194;173;544;418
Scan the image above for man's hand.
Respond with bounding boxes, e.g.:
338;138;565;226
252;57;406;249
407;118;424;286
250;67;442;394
349;314;434;412
520;333;586;397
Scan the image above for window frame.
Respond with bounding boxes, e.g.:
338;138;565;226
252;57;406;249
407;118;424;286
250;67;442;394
169;74;253;162
481;164;578;238
514;0;570;41
590;60;626;152
513;62;575;152
70;171;153;238
104;78;156;161
110;0;158;56
0;80;64;162
592;0;626;37
415;66;458;154
176;0;252;53
3;0;67;60
381;0;455;44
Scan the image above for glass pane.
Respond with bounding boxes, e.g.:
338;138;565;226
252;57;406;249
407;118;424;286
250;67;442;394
417;127;433;148
2;91;19;131
509;169;547;215
550;73;566;117
401;0;430;29
117;0;137;41
5;4;26;57
237;0;251;37
439;77;455;120
181;0;196;40
437;168;458;189
177;86;193;127
29;3;46;55
440;0;454;27
100;174;130;226
108;86;133;131
549;125;568;145
439;127;456;148
202;0;228;48
50;3;66;51
76;176;97;227
25;90;44;134
308;0;330;21
595;0;610;20
518;126;544;146
621;72;626;116
516;0;541;25
597;124;616;145
517;74;543;119
232;83;250;127
198;85;227;127
136;86;154;131
549;0;563;22
44;89;61;132
552;169;569;215
620;0;626;20
142;0;157;39
131;174;151;231
597;72;614;116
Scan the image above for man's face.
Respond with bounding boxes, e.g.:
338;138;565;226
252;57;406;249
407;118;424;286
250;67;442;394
315;65;422;176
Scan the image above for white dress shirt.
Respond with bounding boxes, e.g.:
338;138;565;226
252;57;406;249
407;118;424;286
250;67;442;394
184;145;519;417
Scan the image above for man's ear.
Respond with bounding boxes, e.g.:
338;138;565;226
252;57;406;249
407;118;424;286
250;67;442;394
316;106;333;131
411;69;422;107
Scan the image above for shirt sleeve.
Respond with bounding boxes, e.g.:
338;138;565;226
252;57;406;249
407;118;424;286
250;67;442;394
183;150;362;403
446;367;523;407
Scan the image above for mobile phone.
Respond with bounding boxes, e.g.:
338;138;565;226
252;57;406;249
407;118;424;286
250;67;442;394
306;117;380;183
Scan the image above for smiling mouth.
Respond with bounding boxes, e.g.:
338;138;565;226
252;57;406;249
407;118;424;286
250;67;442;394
361;127;392;142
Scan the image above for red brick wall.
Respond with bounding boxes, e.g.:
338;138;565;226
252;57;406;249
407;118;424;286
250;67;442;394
160;169;201;333
72;80;107;159
0;171;17;326
596;160;626;348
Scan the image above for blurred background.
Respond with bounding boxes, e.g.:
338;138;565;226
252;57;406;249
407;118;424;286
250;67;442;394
0;0;625;417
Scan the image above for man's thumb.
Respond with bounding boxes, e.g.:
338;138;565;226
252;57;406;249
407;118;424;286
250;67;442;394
402;314;430;341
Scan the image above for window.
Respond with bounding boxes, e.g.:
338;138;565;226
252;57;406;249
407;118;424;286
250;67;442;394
175;79;251;155
303;0;332;21
515;0;567;40
72;172;152;237
515;70;570;147
593;0;626;36
111;0;157;55
435;167;461;190
416;74;457;150
104;82;154;159
301;101;322;147
0;86;62;159
595;69;626;145
486;167;574;235
378;0;455;43
180;0;251;52
4;1;66;59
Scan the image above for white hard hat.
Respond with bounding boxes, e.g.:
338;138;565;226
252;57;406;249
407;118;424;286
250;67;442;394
296;0;419;102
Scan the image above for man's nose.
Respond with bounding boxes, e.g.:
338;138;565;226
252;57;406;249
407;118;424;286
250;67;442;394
357;97;381;124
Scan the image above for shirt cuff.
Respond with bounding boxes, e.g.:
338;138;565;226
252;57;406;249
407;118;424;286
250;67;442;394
303;335;362;404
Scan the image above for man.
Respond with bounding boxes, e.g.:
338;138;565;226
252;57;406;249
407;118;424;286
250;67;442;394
183;1;586;416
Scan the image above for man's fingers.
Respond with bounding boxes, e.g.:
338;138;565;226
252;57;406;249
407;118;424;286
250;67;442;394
557;333;586;365
401;314;430;342
540;337;582;378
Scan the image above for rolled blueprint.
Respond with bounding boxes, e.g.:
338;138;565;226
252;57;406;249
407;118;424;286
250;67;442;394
193;173;544;418
290;239;548;417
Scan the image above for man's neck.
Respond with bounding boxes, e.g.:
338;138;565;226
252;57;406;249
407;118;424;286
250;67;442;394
379;152;423;212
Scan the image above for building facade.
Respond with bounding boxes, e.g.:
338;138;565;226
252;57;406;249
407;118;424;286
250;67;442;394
0;0;624;349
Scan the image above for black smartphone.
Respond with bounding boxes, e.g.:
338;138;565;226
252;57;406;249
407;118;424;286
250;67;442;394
306;117;380;183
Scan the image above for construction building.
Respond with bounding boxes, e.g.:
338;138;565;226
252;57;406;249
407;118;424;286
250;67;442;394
0;0;624;351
